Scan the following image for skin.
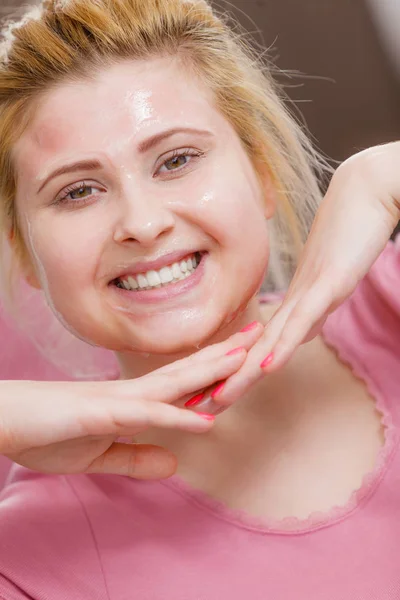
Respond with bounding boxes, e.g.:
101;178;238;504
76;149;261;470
14;56;272;369
12;56;385;522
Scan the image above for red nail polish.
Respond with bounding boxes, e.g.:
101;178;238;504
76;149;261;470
197;413;215;421
240;321;259;333
260;352;274;369
211;382;225;399
226;346;245;356
185;393;205;408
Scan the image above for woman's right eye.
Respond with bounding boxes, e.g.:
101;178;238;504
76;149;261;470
55;181;104;207
69;185;94;200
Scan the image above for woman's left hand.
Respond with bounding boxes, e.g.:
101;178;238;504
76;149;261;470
209;142;400;407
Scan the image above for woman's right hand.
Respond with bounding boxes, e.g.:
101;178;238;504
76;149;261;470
0;323;263;479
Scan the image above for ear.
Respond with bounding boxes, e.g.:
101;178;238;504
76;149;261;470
8;229;42;290
20;255;42;290
23;267;42;290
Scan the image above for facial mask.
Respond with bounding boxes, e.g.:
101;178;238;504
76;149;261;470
26;219;87;341
9;223;117;379
14;56;272;374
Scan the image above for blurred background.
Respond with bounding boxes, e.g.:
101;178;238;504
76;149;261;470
215;0;400;163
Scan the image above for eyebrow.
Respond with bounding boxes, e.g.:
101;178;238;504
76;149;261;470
37;159;103;194
37;127;213;194
137;127;213;153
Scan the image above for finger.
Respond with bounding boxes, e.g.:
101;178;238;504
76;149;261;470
128;347;250;404
207;309;291;406
184;307;291;411
155;321;264;374
188;321;265;360
302;314;328;343
91;397;216;438
263;285;335;370
180;393;227;417
86;443;178;479
214;287;332;406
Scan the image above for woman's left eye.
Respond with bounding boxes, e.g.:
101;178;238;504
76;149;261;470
157;150;202;175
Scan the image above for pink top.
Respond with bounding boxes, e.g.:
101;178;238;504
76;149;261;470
1;238;400;599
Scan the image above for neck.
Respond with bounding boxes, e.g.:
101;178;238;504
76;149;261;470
116;296;265;379
127;294;312;491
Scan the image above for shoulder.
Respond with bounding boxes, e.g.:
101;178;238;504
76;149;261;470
329;236;400;352
0;465;108;600
321;237;400;422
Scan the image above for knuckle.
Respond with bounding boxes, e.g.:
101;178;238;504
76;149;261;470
148;401;172;426
161;372;186;397
148;372;181;399
126;448;140;477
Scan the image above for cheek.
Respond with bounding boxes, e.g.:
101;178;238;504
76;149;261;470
182;182;269;318
187;179;269;261
24;216;100;298
23;217;110;346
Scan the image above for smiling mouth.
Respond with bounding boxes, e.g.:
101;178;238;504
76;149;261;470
112;251;203;291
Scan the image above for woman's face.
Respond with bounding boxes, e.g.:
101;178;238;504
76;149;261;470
13;57;273;354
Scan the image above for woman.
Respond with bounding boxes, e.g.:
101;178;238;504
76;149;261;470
0;1;399;597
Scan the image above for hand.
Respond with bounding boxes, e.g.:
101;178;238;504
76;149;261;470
211;142;400;406
0;323;263;478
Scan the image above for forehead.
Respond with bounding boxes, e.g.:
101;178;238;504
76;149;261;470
14;57;224;183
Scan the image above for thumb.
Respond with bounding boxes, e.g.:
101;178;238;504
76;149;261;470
86;443;178;479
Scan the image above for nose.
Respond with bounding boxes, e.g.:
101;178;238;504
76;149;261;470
113;190;175;247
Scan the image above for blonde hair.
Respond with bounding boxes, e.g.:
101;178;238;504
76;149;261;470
0;0;327;292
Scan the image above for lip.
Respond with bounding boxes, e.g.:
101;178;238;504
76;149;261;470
109;249;203;282
109;252;207;304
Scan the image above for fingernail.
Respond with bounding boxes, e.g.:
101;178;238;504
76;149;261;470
185;393;205;408
211;382;225;399
240;321;259;333
197;413;215;421
260;352;274;369
226;346;245;356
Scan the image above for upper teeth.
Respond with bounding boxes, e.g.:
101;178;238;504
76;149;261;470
118;253;200;291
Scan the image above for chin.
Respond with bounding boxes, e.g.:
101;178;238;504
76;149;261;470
117;314;226;355
133;329;214;355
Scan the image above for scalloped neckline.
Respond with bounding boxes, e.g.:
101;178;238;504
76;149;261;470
160;294;399;536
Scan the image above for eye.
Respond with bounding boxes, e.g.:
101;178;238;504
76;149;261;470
55;181;104;207
160;154;190;172
69;185;94;200
157;149;203;176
